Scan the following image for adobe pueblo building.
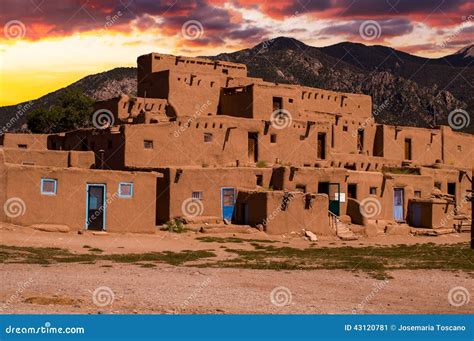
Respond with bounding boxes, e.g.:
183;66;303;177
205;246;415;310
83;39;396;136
0;53;472;239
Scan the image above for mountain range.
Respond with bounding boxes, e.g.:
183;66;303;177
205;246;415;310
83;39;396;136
1;37;473;133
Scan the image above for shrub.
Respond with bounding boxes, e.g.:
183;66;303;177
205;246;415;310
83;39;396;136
163;219;185;233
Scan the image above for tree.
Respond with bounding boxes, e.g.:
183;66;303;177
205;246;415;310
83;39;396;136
27;88;94;133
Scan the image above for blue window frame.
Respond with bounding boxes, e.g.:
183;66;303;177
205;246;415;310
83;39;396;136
41;178;57;195
118;182;133;198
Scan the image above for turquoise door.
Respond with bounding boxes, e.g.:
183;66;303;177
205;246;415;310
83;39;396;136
221;188;235;221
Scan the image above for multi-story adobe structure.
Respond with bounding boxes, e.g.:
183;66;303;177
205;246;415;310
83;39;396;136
0;53;472;238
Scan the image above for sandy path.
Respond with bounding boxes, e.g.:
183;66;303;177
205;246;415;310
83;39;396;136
1;263;472;314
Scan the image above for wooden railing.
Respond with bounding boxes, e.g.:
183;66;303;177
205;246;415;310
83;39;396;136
328;211;338;235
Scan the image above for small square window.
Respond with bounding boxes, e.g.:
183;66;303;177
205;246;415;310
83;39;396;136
343;126;348;132
256;174;263;186
204;133;213;142
270;134;277;143
370;187;377;195
41;179;57;195
457;145;462;151
192;191;203;200
288;98;293;103
118;182;133;198
18;144;27;149
144;140;153;149
296;184;307;193
414;190;421;198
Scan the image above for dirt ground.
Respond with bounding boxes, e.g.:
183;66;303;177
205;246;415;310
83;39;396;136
0;223;472;314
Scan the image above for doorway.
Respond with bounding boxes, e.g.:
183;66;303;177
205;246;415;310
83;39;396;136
318;182;340;216
248;132;258;162
221;187;236;221
393;188;404;221
86;184;106;230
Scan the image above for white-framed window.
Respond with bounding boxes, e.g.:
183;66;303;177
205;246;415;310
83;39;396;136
118;182;134;198
41;178;57;195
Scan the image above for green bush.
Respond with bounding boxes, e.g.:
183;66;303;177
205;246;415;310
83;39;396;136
27;88;94;133
256;160;267;168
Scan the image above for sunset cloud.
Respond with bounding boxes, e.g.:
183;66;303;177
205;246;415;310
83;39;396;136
1;0;472;105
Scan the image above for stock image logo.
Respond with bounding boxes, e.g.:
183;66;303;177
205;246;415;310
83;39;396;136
92;286;115;307
3;197;26;218
270;109;292;129
270;286;292;307
92;109;115;129
181;198;204;218
181;20;204;40
448;109;470;130
4;20;26;40
359;197;382;218
448;286;470;307
359;20;382;41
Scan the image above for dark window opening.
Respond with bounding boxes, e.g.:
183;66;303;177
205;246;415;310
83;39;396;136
317;133;326;160
270;134;277;143
248;132;258;162
272;97;283;111
448;182;456;196
296;184;307;193
370;187;377;195
343;125;348;132
434;182;442;190
18;144;27;149
256;174;263;186
357;129;364;153
288;98;293;103
414;190;421;198
204;133;213;142
347;184;357;199
144;140;154;149
404;138;412;160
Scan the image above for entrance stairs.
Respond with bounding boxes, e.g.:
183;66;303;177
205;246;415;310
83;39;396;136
328;211;358;240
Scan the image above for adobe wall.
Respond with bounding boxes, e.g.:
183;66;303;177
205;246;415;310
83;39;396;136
0;149;6;222
94;95;168;123
264;191;330;235
137;53;247;87
3;133;50;150
161;167;273;222
123;117;333;168
61;130;125;170
407;199;455;229
2;164;158;233
441;126;474;169
377;125;443;165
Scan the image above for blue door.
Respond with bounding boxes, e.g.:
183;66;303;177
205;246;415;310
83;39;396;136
221;188;235;221
393;188;404;221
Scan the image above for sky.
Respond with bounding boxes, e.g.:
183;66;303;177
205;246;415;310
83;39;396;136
0;0;473;106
